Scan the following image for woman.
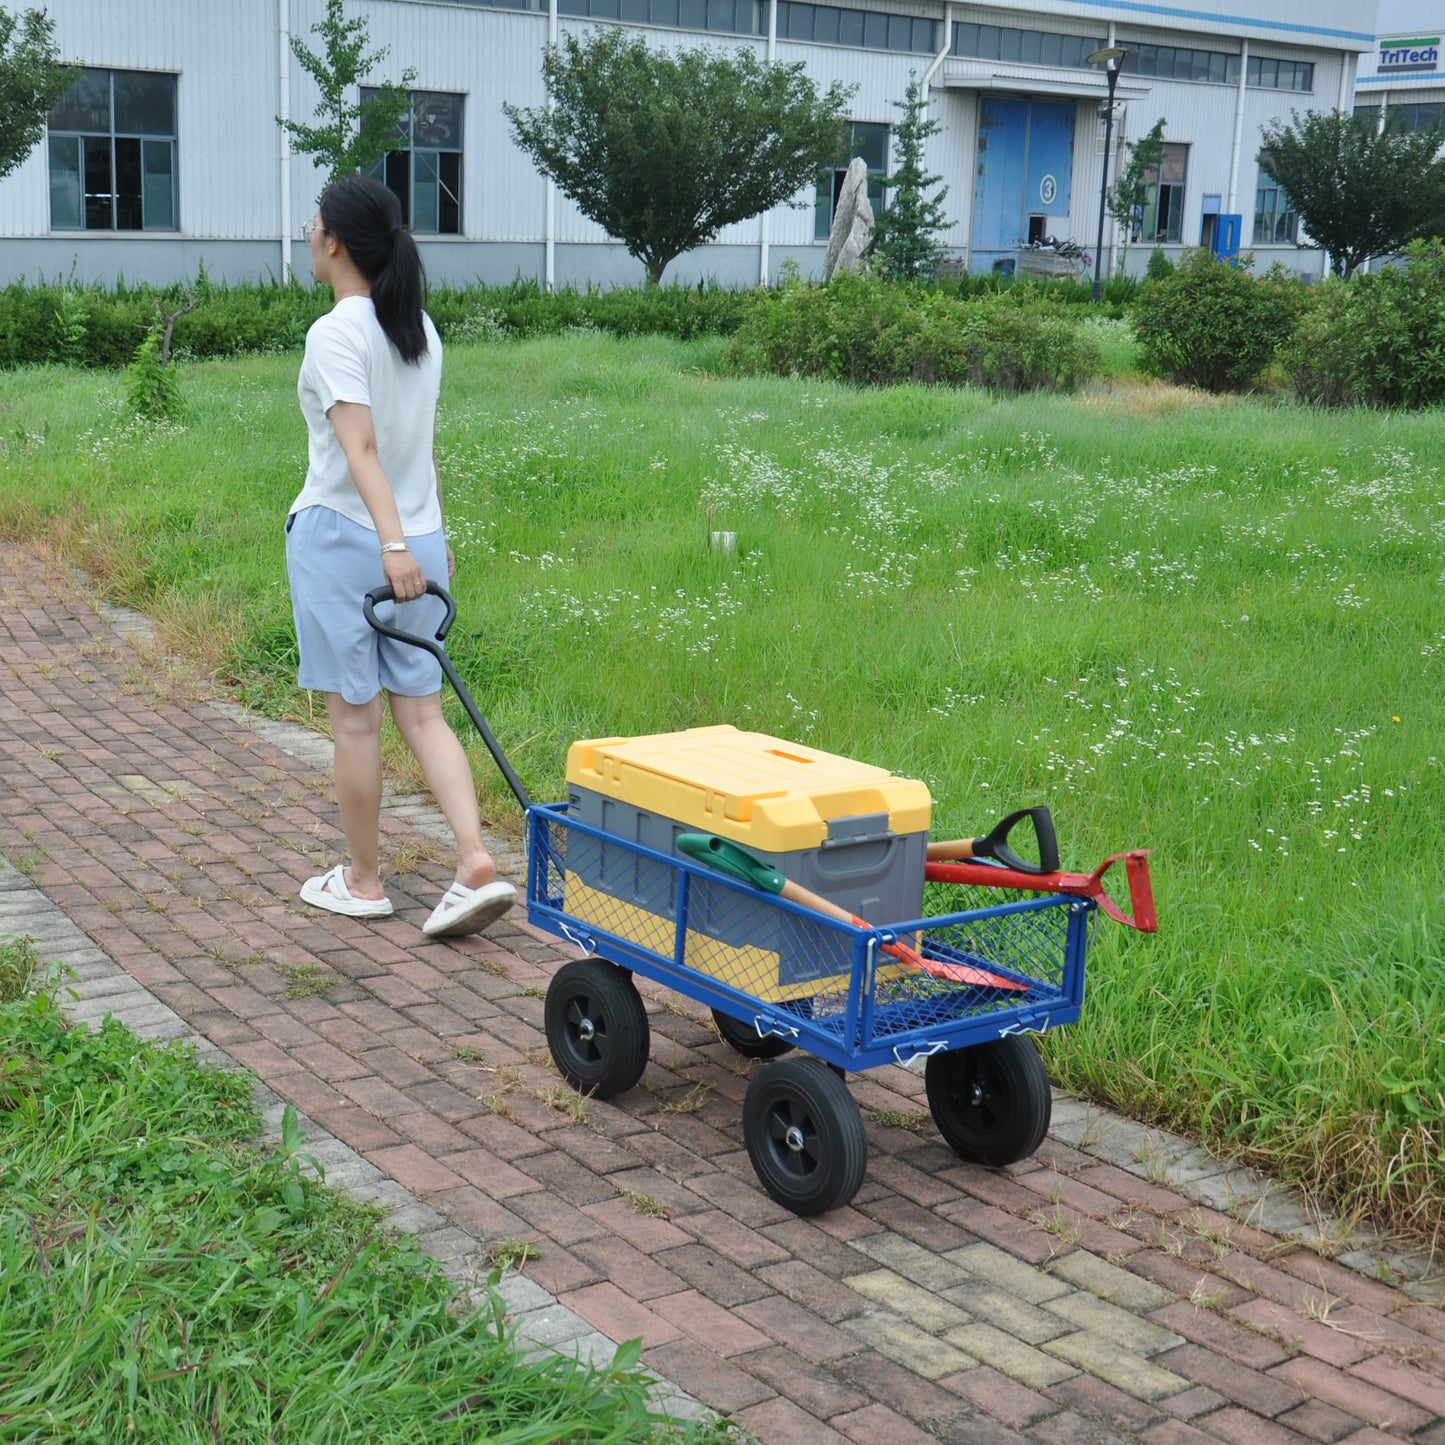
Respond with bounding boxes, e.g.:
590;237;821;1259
287;174;514;938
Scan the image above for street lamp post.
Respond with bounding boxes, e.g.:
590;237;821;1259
1087;46;1131;303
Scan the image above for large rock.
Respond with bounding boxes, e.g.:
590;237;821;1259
823;156;874;280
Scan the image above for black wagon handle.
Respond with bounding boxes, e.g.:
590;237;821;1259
362;582;532;813
363;580;457;646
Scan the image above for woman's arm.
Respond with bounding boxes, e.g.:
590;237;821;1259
329;400;427;601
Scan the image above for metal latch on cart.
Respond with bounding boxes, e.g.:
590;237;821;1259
893;1039;947;1068
998;1014;1053;1038
752;1015;800;1042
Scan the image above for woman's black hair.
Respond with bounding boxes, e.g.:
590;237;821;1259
319;174;428;364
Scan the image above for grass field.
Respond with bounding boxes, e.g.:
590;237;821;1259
0;941;722;1441
1;328;1442;1255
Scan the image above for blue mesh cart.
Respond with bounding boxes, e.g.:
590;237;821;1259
368;585;1152;1217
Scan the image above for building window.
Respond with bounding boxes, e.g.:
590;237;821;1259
953;22;1101;69
779;2;934;52
1247;56;1313;91
1359;101;1443;131
362;90;463;235
1124;43;1240;85
1253;182;1298;245
559;0;764;33
815;120;888;240
48;68;177;231
1140;143;1187;244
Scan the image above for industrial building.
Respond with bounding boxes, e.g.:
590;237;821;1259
1355;27;1443;128
0;0;1379;288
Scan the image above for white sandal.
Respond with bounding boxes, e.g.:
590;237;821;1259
423;878;516;937
300;864;394;919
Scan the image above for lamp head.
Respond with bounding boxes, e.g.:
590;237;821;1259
1086;45;1133;74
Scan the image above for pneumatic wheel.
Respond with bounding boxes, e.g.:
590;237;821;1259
925;1037;1052;1167
712;1007;795;1060
743;1057;866;1217
544;958;650;1100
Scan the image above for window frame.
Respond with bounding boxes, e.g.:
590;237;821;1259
47;67;178;233
1253;181;1299;245
953;22;1105;69
362;88;465;236
1246;54;1314;92
1122;42;1240;87
1140;142;1188;245
815;120;890;240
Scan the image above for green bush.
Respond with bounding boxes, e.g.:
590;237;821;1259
125;324;183;422
1282;240;1445;409
1132;248;1304;391
0;268;1133;372
1145;246;1174;280
0;274;751;369
723;271;1101;392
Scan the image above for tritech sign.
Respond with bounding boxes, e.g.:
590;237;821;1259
1378;36;1440;72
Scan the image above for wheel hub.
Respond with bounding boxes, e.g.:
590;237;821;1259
577;1016;596;1042
783;1123;806;1153
969;1082;985;1106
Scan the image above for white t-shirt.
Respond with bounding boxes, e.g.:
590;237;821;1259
290;295;444;535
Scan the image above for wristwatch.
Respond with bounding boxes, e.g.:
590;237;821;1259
380;541;410;555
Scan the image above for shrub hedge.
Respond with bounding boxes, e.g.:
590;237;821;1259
1283;240;1445;409
0;275;755;370
1131;248;1305;392
0;266;1136;372
722;271;1102;392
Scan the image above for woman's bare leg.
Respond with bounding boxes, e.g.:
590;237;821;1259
323;691;388;899
388;691;498;888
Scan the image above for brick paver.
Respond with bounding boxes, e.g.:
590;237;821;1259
1;551;1443;1443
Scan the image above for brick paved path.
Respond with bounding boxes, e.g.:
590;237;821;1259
2;550;1444;1444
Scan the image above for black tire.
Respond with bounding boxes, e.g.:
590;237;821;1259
544;958;650;1100
711;1007;795;1060
925;1037;1052;1167
743;1057;867;1217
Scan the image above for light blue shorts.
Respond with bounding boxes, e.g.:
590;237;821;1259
285;505;447;705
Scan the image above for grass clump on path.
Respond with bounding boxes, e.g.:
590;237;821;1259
0;333;1442;1254
0;971;719;1442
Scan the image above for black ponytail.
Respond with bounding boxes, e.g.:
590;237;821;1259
318;174;428;364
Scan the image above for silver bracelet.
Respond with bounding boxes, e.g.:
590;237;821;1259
380;541;410;555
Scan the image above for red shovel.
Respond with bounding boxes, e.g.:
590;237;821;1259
925;807;1157;932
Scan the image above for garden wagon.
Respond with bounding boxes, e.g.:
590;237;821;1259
367;585;1155;1217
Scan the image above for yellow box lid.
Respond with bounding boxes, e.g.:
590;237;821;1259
566;725;931;852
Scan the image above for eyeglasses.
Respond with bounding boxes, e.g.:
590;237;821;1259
301;218;326;240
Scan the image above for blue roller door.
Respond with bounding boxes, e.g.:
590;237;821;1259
972;97;1076;273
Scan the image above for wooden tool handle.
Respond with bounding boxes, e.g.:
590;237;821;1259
778;878;858;925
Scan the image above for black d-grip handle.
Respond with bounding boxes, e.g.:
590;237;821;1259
363;581;456;649
974;806;1059;875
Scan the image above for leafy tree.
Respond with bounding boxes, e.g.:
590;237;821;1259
1106;117;1165;267
505;30;853;285
868;76;948;280
277;0;414;187
1257;108;1445;278
0;5;76;181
